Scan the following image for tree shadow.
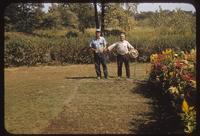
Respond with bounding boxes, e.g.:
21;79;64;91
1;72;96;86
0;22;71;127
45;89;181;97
129;80;184;134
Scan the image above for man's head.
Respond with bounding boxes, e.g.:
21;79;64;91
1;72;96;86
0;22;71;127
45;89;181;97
120;33;125;41
96;29;101;38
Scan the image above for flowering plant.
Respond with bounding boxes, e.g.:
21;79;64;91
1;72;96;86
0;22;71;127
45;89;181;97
149;48;196;133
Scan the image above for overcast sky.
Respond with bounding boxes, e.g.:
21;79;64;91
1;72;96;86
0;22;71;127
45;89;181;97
137;3;195;13
43;3;196;13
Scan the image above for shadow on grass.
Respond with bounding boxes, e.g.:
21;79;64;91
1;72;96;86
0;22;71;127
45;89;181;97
65;76;116;80
129;80;184;134
65;76;96;79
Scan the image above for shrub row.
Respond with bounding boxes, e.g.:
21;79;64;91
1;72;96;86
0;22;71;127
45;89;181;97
4;29;196;67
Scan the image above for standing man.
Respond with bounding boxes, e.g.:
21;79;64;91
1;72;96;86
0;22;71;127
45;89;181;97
89;29;108;79
107;33;135;79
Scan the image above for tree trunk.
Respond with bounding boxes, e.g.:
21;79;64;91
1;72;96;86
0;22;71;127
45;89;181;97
93;1;99;29
101;2;105;36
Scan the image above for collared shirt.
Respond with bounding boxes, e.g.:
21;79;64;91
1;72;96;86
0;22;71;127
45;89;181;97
108;40;134;55
89;36;107;53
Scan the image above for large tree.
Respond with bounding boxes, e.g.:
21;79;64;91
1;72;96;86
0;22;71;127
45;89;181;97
104;4;135;31
99;3;138;33
57;3;95;32
4;3;44;32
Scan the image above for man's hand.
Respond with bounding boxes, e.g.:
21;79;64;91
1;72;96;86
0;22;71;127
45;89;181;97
104;47;109;52
90;47;96;51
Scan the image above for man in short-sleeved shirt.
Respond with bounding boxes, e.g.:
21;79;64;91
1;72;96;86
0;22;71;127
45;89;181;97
89;29;108;79
107;33;135;79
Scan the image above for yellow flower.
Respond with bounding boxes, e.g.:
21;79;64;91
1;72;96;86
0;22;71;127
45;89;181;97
188;64;194;69
182;99;189;113
162;50;165;54
190;49;196;54
169;72;173;77
168;86;179;94
190;80;196;88
150;54;158;63
188;48;196;61
181;60;189;65
162;49;172;55
167;49;172;54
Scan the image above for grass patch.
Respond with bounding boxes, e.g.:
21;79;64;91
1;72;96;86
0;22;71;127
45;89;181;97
5;63;151;134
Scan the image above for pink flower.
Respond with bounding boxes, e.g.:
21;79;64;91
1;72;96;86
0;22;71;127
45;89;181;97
181;73;193;81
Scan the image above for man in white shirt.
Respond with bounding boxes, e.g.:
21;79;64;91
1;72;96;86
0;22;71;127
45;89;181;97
89;29;108;79
107;33;135;79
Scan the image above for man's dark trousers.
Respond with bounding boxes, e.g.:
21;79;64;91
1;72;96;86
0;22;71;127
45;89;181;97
94;53;108;78
117;54;130;78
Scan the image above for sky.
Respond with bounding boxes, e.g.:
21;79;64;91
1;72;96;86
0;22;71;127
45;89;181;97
137;3;195;13
43;3;196;13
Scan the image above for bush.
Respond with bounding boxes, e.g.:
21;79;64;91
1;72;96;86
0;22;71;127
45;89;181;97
65;29;80;38
4;31;94;66
4;27;196;66
4;32;51;66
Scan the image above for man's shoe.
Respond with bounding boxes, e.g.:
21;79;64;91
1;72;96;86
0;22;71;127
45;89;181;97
117;77;121;80
97;77;101;80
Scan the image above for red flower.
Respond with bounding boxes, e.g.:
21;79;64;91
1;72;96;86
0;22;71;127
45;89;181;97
174;60;187;69
157;54;166;61
181;73;194;81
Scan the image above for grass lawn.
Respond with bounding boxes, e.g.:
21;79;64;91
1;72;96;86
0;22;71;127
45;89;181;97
5;62;151;134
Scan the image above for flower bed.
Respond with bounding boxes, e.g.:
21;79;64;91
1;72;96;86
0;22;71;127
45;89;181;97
149;48;196;133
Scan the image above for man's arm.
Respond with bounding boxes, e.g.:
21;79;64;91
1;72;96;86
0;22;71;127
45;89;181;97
107;42;117;51
89;40;96;52
90;47;96;51
102;37;107;49
127;41;134;50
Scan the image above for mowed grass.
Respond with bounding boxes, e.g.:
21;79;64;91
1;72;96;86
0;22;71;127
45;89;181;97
4;63;151;134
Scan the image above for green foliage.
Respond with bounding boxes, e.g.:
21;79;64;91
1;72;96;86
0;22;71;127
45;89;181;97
42;7;62;29
149;8;196;35
4;3;44;33
4;3;95;32
104;4;135;31
5;32;50;66
4;31;94;66
181;107;196;133
58;3;95;32
61;10;79;28
4;4;196;66
126;27;196;62
4;24;196;66
32;29;67;38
